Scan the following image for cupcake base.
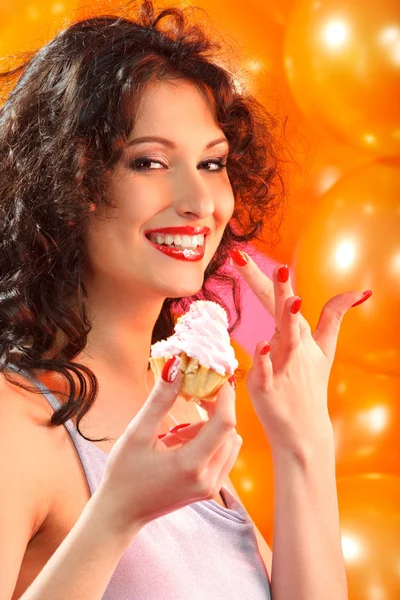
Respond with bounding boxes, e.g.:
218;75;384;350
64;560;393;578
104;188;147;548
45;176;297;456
149;352;230;403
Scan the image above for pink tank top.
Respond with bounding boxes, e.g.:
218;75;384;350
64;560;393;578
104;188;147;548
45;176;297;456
9;364;271;599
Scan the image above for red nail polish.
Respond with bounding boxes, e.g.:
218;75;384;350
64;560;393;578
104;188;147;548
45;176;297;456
158;433;167;439
260;342;270;355
277;264;289;283
230;248;248;267
291;297;302;314
228;375;236;390
169;423;191;434
161;355;181;383
351;290;372;308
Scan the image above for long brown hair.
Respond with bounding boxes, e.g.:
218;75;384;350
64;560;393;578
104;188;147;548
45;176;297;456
0;0;284;439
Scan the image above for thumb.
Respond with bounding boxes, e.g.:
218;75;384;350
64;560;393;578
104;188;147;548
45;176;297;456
127;355;183;443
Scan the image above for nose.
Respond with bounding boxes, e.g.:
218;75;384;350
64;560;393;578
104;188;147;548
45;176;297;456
173;168;215;220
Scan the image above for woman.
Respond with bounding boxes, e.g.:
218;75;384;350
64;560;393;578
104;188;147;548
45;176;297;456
0;1;367;597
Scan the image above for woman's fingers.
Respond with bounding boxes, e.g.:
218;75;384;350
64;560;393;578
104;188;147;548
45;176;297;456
230;249;310;334
206;430;243;492
277;295;303;363
129;356;183;444
176;381;237;470
230;249;277;316
158;421;205;448
313;290;373;363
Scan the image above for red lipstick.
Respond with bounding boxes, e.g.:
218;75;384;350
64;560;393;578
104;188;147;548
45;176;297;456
144;226;211;236
144;226;209;262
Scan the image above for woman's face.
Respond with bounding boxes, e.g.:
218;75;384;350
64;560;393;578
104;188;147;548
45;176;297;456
84;79;235;300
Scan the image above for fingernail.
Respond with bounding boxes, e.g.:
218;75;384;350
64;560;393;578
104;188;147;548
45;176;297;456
228;375;236;390
169;423;191;434
230;248;248;267
260;342;270;355
351;290;372;308
158;433;167;439
277;264;289;283
161;355;181;383
291;297;302;314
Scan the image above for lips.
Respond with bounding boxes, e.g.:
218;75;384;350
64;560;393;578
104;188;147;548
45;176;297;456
144;226;210;262
144;226;211;236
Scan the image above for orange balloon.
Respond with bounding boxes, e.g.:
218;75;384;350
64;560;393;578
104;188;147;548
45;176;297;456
230;340;275;539
0;0;79;58
231;448;274;542
252;0;296;27
253;132;371;265
328;361;400;478
336;474;400;599
293;160;400;376
78;0;285;102
284;0;400;156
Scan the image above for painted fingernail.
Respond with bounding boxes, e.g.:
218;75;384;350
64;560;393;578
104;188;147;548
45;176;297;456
230;248;248;267
158;433;167;439
351;290;372;308
277;264;289;283
161;355;181;383
291;297;302;314
169;423;191;434
228;375;236;390
260;342;270;355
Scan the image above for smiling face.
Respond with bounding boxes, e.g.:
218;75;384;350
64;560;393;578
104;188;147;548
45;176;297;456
83;78;235;300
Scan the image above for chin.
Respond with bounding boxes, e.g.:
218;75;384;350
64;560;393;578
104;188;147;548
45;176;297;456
155;276;205;299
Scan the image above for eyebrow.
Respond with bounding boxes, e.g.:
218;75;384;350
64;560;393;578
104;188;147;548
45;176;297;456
125;135;229;150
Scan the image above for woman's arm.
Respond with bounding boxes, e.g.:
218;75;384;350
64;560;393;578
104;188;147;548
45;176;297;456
21;489;142;600
270;438;348;600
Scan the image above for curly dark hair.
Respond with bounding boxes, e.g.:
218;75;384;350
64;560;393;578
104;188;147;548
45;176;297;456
0;0;284;439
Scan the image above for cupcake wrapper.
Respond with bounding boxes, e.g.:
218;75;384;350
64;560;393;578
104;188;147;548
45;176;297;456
149;352;229;403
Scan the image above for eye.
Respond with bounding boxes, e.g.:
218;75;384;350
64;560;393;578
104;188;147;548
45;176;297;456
200;158;228;172
129;157;166;171
128;156;228;172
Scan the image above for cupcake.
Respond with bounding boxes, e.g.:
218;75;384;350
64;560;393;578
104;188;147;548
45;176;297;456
149;300;238;403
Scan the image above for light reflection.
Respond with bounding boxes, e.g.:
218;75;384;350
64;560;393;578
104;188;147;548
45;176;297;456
241;478;254;493
390;251;400;275
321;19;350;49
364;204;374;215
364;133;377;145
378;25;400;66
341;535;362;562
335;240;356;270
358;406;388;434
247;59;263;73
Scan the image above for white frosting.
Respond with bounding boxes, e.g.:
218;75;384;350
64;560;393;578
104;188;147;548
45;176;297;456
150;300;238;376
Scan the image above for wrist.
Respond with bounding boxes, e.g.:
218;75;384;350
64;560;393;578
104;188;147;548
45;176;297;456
84;485;144;550
270;424;336;468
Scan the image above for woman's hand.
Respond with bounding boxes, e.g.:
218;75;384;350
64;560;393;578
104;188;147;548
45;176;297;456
230;249;372;460
94;358;240;536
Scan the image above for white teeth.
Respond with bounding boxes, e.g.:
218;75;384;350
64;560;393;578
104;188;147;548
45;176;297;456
148;232;206;248
173;235;182;246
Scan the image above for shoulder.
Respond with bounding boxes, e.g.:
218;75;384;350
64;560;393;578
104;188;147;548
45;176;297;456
0;370;58;595
0;369;56;522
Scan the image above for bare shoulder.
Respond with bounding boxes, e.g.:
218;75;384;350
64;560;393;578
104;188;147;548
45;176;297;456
0;370;57;597
0;369;92;597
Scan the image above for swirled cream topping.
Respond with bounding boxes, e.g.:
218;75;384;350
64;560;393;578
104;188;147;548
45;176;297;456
150;300;238;376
